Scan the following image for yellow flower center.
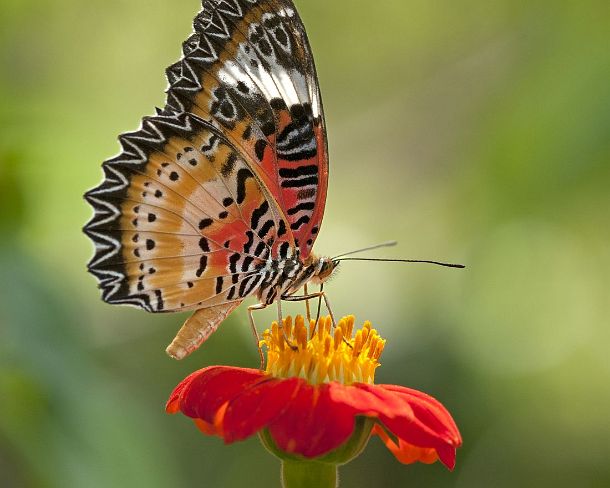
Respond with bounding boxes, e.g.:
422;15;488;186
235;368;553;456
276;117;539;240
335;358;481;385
261;315;386;385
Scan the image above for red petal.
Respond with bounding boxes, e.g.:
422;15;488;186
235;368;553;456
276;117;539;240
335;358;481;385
166;366;264;424
380;385;461;444
334;383;448;462
222;377;303;442
435;444;457;471
379;385;462;446
267;383;357;458
194;418;220;437
372;425;439;465
372;385;461;470
328;381;412;420
166;367;211;413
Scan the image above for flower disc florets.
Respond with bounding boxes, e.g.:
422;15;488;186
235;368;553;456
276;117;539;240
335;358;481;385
262;315;385;385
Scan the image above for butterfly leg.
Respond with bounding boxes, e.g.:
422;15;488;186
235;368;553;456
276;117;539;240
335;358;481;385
282;291;352;347
303;283;312;322
276;298;299;351
282;290;336;329
276;298;283;326
247;303;267;369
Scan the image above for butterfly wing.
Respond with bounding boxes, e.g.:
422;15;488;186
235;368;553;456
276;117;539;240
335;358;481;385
164;0;329;258
85;112;288;313
84;0;328;356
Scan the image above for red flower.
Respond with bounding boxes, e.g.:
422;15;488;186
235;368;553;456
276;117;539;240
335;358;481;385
167;316;462;470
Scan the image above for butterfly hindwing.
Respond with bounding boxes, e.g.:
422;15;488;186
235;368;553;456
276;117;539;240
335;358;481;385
85;112;287;312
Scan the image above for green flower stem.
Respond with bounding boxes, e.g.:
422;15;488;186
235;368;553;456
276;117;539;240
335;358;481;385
281;460;337;488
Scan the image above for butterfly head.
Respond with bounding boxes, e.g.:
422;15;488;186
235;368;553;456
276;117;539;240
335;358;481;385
311;256;339;284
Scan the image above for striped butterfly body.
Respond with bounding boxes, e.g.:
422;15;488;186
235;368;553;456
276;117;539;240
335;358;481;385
84;0;338;359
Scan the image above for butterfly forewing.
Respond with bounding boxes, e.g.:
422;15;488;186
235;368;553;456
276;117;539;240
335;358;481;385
164;0;328;257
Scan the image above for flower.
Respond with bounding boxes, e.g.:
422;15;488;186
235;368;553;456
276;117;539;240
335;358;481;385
166;315;462;471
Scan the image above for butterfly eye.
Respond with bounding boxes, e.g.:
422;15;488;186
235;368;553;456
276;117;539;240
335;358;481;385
315;258;337;283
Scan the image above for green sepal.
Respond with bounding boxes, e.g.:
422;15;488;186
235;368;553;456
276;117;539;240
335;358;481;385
258;416;374;465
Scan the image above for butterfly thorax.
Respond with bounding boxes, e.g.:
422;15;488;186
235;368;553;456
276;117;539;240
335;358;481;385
256;254;337;306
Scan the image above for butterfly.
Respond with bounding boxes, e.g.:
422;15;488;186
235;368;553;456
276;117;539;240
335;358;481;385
84;0;340;361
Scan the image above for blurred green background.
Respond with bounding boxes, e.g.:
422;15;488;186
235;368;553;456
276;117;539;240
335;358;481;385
1;0;609;486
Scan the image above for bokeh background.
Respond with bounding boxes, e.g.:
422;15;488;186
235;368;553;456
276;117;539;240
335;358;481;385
1;0;609;486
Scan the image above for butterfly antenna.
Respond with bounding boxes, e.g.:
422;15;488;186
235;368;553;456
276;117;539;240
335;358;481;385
332;240;398;260
334;257;465;269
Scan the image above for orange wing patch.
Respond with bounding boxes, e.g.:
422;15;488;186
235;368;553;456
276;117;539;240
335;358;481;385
85;113;283;312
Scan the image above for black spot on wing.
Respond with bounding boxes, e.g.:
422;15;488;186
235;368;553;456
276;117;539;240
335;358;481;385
279;165;318;178
221;152;237;177
238;276;254;298
279;242;290;259
251;200;269;230
236;168;255;204
281;176;318;188
287;202;315;216
277;220;287;237
241;256;254;272
196;255;208;278
254;241;266;258
290;215;311;230
270;98;286;110
155;290;164;311
244;231;254;253
254;139;267;161
199;218;213;230
236;81;249;94
257;220;274;239
261;122;275;137
242;125;252;140
229;253;240;274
